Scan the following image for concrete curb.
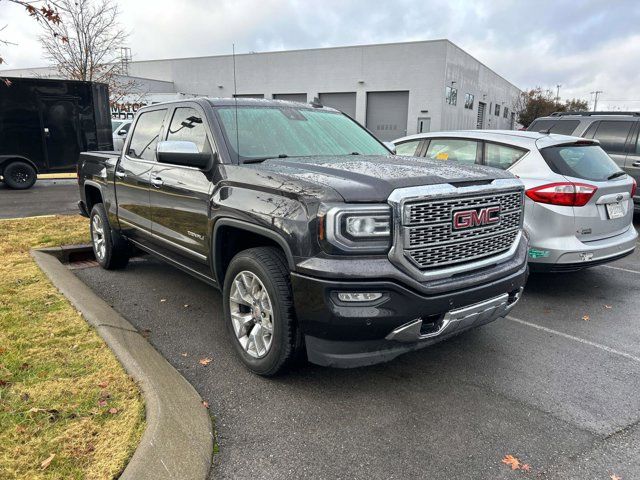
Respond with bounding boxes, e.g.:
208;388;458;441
32;246;214;480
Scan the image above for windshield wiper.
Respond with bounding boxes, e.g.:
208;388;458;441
607;171;627;180
349;152;360;155
242;154;289;164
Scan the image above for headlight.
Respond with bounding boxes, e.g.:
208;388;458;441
322;204;392;253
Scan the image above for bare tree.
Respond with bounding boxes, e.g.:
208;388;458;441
38;0;137;103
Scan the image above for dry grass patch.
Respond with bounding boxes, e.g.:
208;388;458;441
0;215;144;479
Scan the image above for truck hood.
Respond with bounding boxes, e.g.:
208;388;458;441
248;155;515;202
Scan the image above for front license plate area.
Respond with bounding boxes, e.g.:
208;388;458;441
606;202;624;219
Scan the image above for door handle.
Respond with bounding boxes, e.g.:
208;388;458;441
115;169;126;179
151;176;164;188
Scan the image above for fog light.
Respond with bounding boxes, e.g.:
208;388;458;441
337;292;383;302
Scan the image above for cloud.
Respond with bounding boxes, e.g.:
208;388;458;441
2;0;639;107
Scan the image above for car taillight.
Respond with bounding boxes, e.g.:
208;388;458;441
525;182;597;207
632;178;637;198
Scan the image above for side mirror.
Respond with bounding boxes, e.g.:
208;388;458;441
117;129;128;136
157;141;211;168
384;141;397;154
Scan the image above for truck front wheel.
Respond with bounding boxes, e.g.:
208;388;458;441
3;161;36;189
90;203;130;270
222;247;301;376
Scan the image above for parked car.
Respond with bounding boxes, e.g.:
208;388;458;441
0;77;113;189
527;112;640;211
392;130;637;272
78;98;529;375
111;119;132;152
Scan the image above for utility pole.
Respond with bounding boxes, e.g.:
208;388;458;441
556;84;561;107
590;90;603;111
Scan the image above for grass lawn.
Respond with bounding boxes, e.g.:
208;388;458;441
0;215;144;479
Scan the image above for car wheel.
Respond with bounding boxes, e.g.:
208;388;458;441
3;161;36;189
90;203;130;270
223;247;301;376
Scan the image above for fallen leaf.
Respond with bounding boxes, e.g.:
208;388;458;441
582;314;590;321
610;475;622;480
184;304;190;308
501;454;521;471
140;329;151;338
98;400;107;407
108;407;118;414
41;453;55;470
604;305;612;309
202;401;209;409
199;358;212;366
180;353;188;357
160;298;166;303
521;463;531;472
97;381;108;388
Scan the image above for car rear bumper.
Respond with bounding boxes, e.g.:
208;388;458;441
528;224;638;268
290;261;528;368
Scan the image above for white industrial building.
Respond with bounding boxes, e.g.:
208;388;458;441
1;40;521;141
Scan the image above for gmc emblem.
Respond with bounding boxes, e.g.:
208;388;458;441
453;206;500;230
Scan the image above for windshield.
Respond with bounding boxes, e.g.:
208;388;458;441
539;144;623;182
111;120;124;133
216;106;389;161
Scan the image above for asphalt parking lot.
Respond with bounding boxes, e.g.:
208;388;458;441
0;179;78;218
73;220;640;480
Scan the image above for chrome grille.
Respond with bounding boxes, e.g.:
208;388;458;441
401;189;523;270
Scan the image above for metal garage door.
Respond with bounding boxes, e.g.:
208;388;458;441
318;92;357;118
273;93;307;103
366;91;409;141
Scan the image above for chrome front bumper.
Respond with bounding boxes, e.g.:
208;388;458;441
386;288;523;343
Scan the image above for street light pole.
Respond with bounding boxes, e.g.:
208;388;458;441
590;90;603;111
556;84;561;107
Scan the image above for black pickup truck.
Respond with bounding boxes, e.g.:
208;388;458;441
78;98;529;375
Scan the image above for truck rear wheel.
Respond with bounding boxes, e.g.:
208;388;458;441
90;203;130;270
222;247;300;376
3;161;36;189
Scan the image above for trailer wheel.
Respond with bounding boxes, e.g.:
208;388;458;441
3;161;37;190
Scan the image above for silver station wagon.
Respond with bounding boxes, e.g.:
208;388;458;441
392;130;637;272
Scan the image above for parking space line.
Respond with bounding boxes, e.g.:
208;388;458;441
602;265;640;275
505;315;640;365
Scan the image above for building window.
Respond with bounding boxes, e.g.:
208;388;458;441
464;93;474;110
503;107;509;119
445;86;457;106
495;104;501;116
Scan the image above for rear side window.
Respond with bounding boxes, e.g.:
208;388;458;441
528;119;580;135
539;145;621;182
425;139;478;164
484;143;526;170
166;107;212;154
394;140;421;156
128;109;167;161
590;120;634;153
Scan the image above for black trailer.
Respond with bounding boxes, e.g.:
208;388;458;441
0;77;113;189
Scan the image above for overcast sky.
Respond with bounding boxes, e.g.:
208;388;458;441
2;0;639;109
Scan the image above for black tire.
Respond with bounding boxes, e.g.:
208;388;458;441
89;203;130;270
222;247;301;376
3;161;36;189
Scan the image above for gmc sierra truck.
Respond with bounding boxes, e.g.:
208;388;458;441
78;98;529;376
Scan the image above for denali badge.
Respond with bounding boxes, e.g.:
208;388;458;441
453;206;500;230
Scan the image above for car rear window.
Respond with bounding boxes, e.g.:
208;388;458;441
539;144;622;182
528;119;579;135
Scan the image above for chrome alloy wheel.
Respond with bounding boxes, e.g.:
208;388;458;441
91;214;106;261
229;271;274;358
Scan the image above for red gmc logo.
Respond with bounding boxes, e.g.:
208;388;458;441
453;206;500;230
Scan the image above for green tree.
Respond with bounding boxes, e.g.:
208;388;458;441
515;87;589;127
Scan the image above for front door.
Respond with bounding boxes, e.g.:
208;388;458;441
476;102;486;129
148;106;214;261
114;108;168;241
417;117;431;134
40;96;81;172
625;123;640;206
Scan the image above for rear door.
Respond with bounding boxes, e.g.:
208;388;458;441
148;105;214;261
624;122;640;206
539;143;634;242
40;96;82;172
115;107;167;241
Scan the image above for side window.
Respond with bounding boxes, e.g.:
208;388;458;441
425;138;478;164
166;107;212;154
592;121;634;153
127;109;167;161
484;143;526;170
582;122;599;139
394;140;422;156
635;127;640;154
